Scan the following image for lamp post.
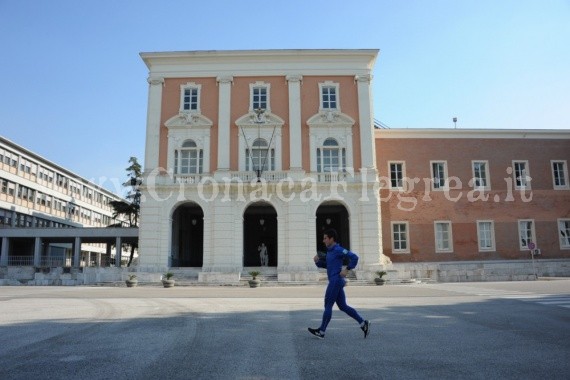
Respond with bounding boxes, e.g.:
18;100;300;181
253;108;266;182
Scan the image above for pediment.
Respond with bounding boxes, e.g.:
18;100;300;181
235;111;285;128
307;111;355;127
165;112;213;129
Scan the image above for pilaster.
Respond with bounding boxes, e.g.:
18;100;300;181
144;76;165;173
287;75;303;171
355;74;376;172
216;76;233;172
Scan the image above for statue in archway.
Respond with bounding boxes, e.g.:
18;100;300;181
258;243;268;266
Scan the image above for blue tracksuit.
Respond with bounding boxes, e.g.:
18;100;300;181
315;243;364;332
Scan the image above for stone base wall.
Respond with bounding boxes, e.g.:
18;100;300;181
389;259;570;282
1;259;568;285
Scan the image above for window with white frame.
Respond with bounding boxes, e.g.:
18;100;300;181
559;219;570;249
472;161;490;189
431;161;447;190
391;222;410;253
175;140;203;174
317;138;346;172
477;220;495;251
180;82;201;113
434;221;453;252
518;219;536;250
319;82;339;111
551;160;569;189
389;162;405;189
513;161;530;189
246;138;275;172
250;82;270;112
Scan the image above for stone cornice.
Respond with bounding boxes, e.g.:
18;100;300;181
374;128;570;140
140;49;378;78
164;113;213;129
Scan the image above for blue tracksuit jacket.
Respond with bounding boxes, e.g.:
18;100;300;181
315;243;359;280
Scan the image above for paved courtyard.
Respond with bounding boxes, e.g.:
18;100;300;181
0;280;568;380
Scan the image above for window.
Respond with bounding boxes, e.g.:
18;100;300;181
477;221;495;251
317;138;345;173
319;82;340;111
431;161;447;190
253;87;267;110
513;161;530;189
391;222;410;253
252;87;267;111
179;82;201;113
552;161;569;189
246;138;274;172
389;162;405;189
249;82;270;112
434;221;453;252
559;219;570;249
518;219;536;250
175;140;203;174
472;161;490;189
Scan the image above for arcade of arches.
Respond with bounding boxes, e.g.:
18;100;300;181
170;201;350;269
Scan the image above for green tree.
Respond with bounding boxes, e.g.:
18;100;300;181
109;156;141;266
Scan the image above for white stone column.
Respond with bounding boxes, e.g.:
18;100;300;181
216;76;233;173
0;237;9;266
355;75;376;173
73;237;81;268
33;237;41;267
115;237;122;268
144;76;165;173
287;75;303;171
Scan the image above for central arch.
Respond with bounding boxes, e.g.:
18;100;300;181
243;202;277;267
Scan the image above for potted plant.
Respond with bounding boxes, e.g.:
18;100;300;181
248;271;261;288
374;271;387;285
162;272;175;288
126;274;138;287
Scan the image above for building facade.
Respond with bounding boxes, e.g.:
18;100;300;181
0;136;130;268
138;49;570;283
376;129;570;279
138;50;386;282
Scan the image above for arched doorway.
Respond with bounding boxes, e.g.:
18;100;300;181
316;202;350;253
243;202;277;267
171;203;204;267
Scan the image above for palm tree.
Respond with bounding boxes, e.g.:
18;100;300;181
109;157;141;266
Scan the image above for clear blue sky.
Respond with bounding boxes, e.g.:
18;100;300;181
1;0;569;195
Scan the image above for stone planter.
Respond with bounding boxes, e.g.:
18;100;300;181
162;279;175;288
125;279;138;287
248;279;260;288
374;278;386;286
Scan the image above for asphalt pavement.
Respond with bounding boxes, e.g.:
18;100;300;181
0;280;568;380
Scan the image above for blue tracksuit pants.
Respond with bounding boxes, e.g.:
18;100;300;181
319;278;364;332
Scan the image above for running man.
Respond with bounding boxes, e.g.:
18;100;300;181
308;228;370;339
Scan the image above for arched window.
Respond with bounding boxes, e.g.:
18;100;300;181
317;138;346;172
246;138;275;171
175;140;203;174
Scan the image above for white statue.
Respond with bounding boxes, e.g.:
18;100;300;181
258;243;268;266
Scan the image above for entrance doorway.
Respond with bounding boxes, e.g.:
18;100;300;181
315;202;350;253
171;203;204;267
243;202;277;267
